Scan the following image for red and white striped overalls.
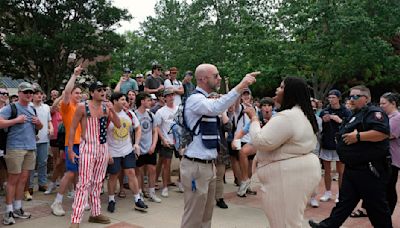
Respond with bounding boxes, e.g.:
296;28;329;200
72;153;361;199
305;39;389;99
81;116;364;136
71;102;108;223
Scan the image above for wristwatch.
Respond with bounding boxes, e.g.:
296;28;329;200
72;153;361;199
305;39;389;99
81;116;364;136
356;131;361;142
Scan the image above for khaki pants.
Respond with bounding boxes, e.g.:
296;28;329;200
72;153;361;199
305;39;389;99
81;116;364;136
215;163;225;200
257;153;321;228
180;158;216;228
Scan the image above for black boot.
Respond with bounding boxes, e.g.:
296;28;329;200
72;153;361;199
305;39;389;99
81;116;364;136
216;198;228;209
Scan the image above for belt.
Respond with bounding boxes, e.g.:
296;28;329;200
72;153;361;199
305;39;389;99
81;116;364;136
184;155;215;164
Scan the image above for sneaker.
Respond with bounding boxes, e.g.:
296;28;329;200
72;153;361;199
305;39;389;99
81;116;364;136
51;201;65;216
38;185;47;192
24;191;33;201
107;200;115;213
335;194;339;203
310;197;319;208
319;191;332;202
44;182;55;195
161;188;168;198
237;179;251;197
216;198;228;209
134;199;148;212
84;203;91;211
3;211;15;225
88;214;110;224
246;187;257;195
13;208;31;219
149;194;162;203
67;190;75;199
177;182;184;193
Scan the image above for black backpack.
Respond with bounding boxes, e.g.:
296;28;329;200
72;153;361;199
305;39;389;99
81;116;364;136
0;103;18;153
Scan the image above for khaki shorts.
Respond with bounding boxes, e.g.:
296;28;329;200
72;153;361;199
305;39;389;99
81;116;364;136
4;149;36;174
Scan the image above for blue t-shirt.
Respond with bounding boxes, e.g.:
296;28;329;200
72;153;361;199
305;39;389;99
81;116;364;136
0;103;37;150
120;78;138;94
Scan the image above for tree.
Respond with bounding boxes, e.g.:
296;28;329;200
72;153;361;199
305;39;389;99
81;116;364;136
0;0;131;92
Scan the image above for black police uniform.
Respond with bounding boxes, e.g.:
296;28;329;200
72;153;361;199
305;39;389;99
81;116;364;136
314;104;392;228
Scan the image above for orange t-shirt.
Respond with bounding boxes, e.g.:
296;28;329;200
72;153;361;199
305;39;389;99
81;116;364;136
60;101;81;146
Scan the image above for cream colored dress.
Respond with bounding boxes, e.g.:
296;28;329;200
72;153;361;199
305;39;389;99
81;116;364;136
250;106;321;228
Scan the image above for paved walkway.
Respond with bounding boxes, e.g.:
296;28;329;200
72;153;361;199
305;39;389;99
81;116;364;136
1;170;399;227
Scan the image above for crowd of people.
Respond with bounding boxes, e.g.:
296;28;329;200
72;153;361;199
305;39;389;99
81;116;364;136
0;63;398;228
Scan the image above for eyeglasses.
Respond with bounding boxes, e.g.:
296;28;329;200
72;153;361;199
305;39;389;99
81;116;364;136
211;73;220;78
21;90;34;94
96;88;106;92
0;92;9;96
349;94;367;100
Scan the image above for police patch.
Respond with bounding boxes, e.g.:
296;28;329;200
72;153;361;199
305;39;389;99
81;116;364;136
374;112;383;121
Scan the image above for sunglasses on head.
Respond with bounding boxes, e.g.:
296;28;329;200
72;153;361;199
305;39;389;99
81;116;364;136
349;94;366;100
0;92;9;96
21;90;34;94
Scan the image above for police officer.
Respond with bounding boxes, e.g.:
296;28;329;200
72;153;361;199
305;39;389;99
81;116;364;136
309;85;392;228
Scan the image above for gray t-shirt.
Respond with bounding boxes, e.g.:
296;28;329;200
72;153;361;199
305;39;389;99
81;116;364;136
120;78;139;94
0;103;37;150
135;110;155;154
145;75;164;90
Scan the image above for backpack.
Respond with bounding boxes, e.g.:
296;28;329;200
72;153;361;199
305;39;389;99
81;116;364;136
0;103;18;153
169;91;203;152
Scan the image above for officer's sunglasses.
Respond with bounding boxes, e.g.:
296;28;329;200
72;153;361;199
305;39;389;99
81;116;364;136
349;94;367;100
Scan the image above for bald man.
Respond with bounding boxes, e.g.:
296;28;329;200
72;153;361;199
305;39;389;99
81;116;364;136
180;64;259;228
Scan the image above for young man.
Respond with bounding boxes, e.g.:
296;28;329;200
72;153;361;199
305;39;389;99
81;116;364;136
134;93;161;203
50;66;83;216
155;89;181;198
144;64;164;96
106;92;147;213
0;82;43;225
69;81;121;227
29;87;53;194
164;67;184;106
182;71;194;101
115;67;139;95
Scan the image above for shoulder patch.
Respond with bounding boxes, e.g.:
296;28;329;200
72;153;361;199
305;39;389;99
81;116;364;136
374;112;383;121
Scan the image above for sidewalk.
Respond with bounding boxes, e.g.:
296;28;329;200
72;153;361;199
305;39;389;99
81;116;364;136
1;170;399;227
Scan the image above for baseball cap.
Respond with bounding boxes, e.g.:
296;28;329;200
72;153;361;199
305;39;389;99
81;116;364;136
163;88;175;97
18;82;34;92
89;81;106;92
242;88;251;95
136;74;144;78
123;67;132;73
328;89;341;98
152;63;162;70
184;71;193;77
150;94;157;100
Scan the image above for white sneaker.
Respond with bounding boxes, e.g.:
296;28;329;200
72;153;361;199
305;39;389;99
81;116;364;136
51;201;65;216
237;179;251;197
177;182;184;193
3;211;15;225
67;190;75;199
310;197;319;208
149;194;162;203
335;194;339;203
161;188;168;198
320;191;332;202
44;182;55;195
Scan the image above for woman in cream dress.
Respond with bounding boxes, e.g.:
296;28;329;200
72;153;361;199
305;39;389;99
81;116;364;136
247;77;321;227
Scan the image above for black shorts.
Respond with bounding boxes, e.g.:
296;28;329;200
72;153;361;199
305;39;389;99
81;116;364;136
107;152;137;174
50;139;58;147
159;146;178;159
136;153;157;167
228;142;247;160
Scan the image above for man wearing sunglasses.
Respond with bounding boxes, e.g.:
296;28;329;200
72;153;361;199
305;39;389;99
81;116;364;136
0;88;9;109
0;82;43;225
310;85;392;228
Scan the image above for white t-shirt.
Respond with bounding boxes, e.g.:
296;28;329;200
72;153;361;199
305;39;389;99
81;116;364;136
33;103;52;143
107;110;139;157
155;105;177;145
164;79;183;106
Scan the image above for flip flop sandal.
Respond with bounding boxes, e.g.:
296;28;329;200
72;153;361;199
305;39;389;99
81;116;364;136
118;190;126;198
350;209;367;218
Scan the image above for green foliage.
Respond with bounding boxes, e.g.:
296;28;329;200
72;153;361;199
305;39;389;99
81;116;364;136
0;0;131;92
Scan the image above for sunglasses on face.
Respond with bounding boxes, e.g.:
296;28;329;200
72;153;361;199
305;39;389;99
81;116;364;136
22;90;34;94
349;94;366;100
96;88;106;92
0;92;9;96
